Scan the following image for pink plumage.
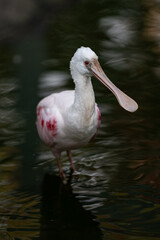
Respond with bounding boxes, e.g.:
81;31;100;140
36;47;138;179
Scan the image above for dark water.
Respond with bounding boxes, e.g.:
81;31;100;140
0;0;160;239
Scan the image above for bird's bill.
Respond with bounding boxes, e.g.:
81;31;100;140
91;60;138;112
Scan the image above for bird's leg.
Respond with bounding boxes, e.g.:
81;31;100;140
67;150;76;172
57;158;65;179
52;150;66;179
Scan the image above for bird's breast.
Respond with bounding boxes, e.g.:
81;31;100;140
64;105;100;142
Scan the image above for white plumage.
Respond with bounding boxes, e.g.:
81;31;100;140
36;47;138;178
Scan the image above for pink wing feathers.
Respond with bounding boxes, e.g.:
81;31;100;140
36;90;101;150
36;104;58;147
36;91;74;147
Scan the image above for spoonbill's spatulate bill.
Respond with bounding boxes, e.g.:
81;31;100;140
36;47;138;178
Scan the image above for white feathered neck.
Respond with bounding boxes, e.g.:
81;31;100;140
69;47;98;119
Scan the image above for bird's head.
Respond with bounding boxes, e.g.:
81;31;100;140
70;46;138;112
70;46;98;77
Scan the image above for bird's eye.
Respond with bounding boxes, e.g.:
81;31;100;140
84;61;90;66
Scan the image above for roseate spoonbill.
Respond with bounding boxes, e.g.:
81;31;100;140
36;47;138;178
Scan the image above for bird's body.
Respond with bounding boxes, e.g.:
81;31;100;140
37;90;101;156
36;47;138;178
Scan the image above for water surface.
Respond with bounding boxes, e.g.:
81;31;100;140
0;0;160;239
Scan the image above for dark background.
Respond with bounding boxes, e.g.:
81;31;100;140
0;0;160;239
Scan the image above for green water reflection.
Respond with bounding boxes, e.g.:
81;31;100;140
0;0;160;239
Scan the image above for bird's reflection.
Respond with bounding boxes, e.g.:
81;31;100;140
40;173;102;240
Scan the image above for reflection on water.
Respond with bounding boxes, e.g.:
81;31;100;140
41;173;102;240
0;0;160;239
2;193;40;240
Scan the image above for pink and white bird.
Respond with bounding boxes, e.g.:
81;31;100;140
36;47;138;178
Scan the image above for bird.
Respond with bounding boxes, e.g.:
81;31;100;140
36;47;138;179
